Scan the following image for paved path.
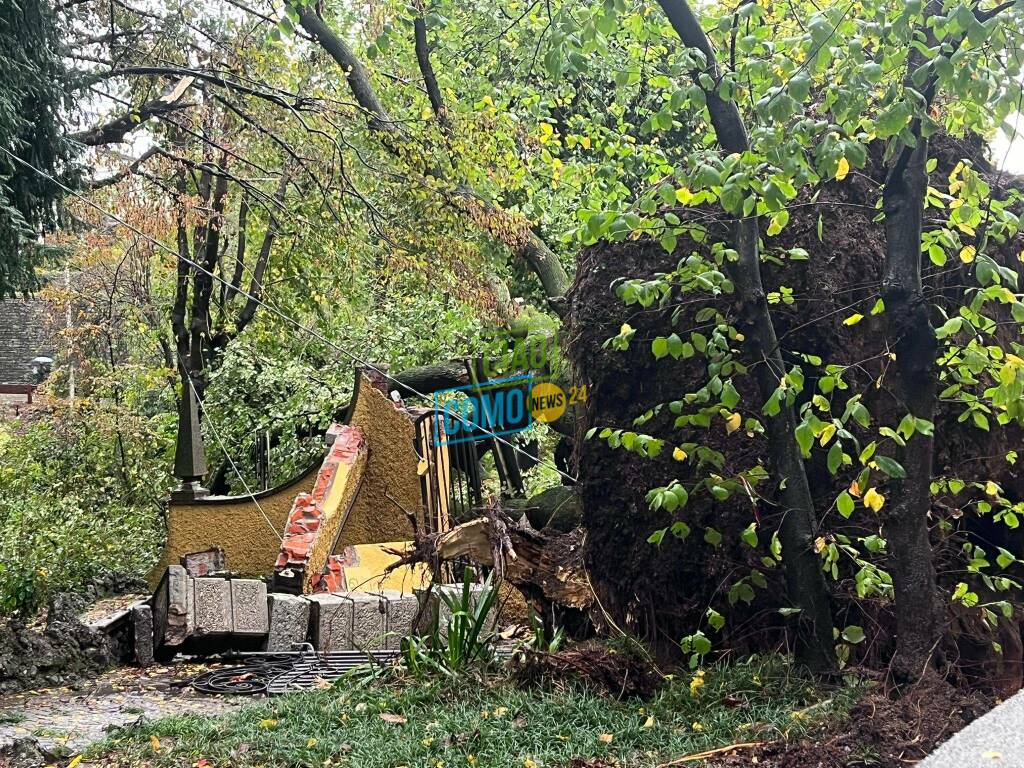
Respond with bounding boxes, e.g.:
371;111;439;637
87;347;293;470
921;690;1024;768
0;663;245;753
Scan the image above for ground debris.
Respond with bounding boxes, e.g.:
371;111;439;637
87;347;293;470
700;677;990;768
510;643;662;699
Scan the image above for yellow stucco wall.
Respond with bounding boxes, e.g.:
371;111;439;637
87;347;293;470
153;371;446;588
148;462;319;588
336;375;421;550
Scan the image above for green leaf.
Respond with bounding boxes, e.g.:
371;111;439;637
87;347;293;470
652;337;669;360
874;455;906;478
841;625;866;644
837;491;855;518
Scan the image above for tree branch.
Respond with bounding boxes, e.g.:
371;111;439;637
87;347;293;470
293;3;571;306
236;172;289;333
70;76;195;145
414;15;448;126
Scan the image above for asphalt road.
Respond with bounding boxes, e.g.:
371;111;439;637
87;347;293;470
920;690;1024;768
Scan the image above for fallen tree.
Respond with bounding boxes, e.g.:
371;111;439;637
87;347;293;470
387;500;593;621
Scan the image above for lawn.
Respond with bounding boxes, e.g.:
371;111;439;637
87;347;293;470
83;656;860;768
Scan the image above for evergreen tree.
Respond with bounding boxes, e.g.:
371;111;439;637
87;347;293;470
0;0;72;296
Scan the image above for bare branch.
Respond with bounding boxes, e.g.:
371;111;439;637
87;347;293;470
70;76;196;145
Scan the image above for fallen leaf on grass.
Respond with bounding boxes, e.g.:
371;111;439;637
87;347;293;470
598;733;614;744
379;713;408;724
67;757;83;768
149;735;162;753
259;719;279;729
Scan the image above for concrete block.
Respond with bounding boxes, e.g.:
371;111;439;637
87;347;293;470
185;575;195;636
132;604;154;666
153;565;190;648
193;577;232;636
348;592;387;651
266;593;311;651
230;579;269;635
307;593;354;651
377;591;419;650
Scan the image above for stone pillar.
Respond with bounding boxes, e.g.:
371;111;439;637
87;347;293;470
171;376;209;502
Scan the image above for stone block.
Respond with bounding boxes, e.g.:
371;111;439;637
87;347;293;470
230;579;269;635
132;604;154;666
377;590;419;650
181;547;225;577
307;593;354;652
193;577;232;636
348;592;387;651
153;565;190;649
266;593;311;651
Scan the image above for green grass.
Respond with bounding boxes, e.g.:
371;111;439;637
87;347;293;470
0;710;25;725
87;656;861;768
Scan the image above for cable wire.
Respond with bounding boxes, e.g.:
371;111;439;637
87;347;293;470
1;145;578;484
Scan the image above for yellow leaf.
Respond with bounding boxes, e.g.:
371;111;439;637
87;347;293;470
675;187;694;204
819;423;837;446
725;412;742;434
150;735;162;753
843;313;864;326
68;757;83;768
598;733;614;744
260;719;279;729
864;487;885;512
692;721;704;731
960;245;977;263
620;323;633;336
307;738;318;748
986;481;1000;497
524;759;539;768
642;715;656;729
836;157;851;181
814;536;827;553
672;447;688;461
689;670;705;697
580;136;591;149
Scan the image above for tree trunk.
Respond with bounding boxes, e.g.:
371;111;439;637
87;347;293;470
879;2;944;682
656;0;835;674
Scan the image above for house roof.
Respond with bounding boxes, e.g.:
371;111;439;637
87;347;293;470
0;299;56;386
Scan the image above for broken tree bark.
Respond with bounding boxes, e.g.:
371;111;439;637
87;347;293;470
388;501;593;613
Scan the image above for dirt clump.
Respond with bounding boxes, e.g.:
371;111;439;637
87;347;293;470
0;594;119;693
703;677;990;768
511;643;663;699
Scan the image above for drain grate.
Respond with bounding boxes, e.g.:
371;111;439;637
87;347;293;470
189;648;399;695
267;650;399;694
